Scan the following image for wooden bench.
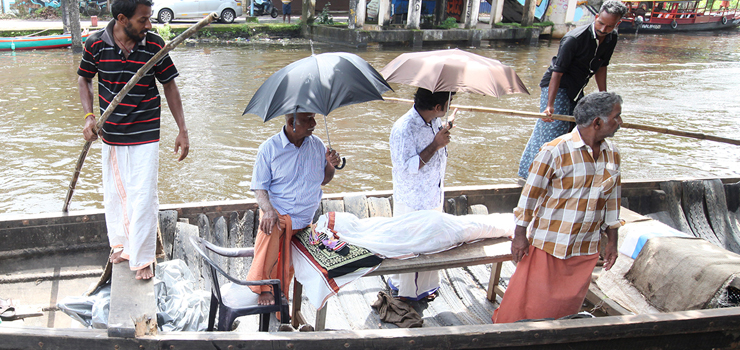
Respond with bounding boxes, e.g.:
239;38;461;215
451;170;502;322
289;205;650;330
291;237;513;330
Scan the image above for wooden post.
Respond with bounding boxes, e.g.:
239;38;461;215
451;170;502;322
486;262;504;301
291;280;304;328
520;0;536;26
406;0;422;28
378;0;391;26
69;0;83;53
315;305;327;331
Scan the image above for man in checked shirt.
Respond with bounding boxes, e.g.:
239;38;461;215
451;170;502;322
493;92;623;323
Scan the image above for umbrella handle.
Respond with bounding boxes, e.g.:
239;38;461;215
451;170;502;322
335;157;346;170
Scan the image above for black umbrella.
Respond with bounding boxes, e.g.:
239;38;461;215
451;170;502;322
243;52;392;169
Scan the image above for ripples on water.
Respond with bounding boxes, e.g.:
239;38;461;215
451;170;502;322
1;30;739;216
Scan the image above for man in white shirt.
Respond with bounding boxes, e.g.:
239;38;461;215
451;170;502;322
388;87;457;301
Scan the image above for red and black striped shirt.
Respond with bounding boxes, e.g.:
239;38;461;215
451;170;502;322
77;20;179;146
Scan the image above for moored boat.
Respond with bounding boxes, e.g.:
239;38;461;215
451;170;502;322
1;177;740;349
0;32;91;51
619;0;740;33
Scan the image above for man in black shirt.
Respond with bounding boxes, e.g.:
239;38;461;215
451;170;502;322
517;0;627;178
78;0;189;280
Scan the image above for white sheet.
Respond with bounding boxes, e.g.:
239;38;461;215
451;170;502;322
315;210;515;259
291;242;378;309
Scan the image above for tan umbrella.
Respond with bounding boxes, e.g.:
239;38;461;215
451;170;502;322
379;48;529;97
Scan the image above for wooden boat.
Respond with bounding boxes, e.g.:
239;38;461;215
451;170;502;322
618;0;740;33
0;32;91;51
1;177;740;349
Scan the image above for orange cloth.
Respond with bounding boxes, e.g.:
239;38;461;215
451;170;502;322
246;211;300;300
492;245;598;323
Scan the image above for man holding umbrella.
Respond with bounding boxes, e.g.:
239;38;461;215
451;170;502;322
242;51;391;305
517;0;627;178
247;112;341;305
388;87;457;302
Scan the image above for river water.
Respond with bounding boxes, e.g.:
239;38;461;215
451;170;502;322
1;30;739;216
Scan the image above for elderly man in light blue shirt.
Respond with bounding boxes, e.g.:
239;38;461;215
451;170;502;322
246;112;341;306
388;87;457;302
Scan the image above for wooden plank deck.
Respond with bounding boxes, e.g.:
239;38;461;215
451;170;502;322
107;262;158;338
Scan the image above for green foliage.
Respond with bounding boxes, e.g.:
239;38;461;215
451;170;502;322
495;21;522;27
315;2;334;25
244;16;260;23
436;17;459;29
533;20;554;27
154;24;174;41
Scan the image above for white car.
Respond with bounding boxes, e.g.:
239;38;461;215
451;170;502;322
152;0;243;23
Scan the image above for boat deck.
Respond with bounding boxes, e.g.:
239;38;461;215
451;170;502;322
0;249;106;328
0;240;520;332
283;263;515;331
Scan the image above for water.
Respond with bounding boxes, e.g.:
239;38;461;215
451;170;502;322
1;30;739;216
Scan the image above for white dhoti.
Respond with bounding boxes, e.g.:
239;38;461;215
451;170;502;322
387;201;442;300
102;142;159;271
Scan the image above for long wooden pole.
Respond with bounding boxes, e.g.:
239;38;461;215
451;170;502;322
62;13;218;213
384;97;740;146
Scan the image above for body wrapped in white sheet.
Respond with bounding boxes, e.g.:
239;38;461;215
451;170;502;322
314;210;515;259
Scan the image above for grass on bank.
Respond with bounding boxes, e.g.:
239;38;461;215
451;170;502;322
0;22;302;38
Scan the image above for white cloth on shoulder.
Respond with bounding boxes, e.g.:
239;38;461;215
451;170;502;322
314;210;515;259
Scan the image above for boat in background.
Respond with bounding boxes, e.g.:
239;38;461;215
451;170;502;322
619;0;740;33
0;32;91;51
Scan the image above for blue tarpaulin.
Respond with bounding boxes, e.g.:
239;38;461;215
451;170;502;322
391;0;437;15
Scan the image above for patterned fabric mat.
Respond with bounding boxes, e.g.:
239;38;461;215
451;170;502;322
293;227;380;271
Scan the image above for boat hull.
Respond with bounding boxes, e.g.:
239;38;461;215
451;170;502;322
1;178;740;348
619;15;740;33
0;33;91;51
2;307;740;349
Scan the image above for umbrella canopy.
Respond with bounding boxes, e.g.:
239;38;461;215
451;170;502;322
243;52;393;122
379;48;529;97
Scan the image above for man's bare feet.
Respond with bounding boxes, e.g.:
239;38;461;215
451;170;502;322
110;250;126;264
135;265;154;280
257;292;275;305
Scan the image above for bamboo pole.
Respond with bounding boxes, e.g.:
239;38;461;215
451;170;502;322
62;13;218;213
384;97;740;146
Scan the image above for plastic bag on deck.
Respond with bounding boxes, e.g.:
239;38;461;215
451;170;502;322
57;284;110;329
58;259;209;331
153;259;210;332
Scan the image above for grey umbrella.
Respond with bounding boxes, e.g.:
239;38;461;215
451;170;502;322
243;52;393;168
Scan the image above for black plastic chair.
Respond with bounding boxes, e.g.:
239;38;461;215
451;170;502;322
189;235;289;331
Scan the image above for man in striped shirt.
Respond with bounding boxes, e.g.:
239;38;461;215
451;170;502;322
247;112;341;306
77;0;189;280
493;92;623;323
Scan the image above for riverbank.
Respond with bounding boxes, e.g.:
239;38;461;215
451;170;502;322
0;19;302;40
0;18;543;47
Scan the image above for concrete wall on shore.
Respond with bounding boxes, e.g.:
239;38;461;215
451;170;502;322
305;25;541;48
